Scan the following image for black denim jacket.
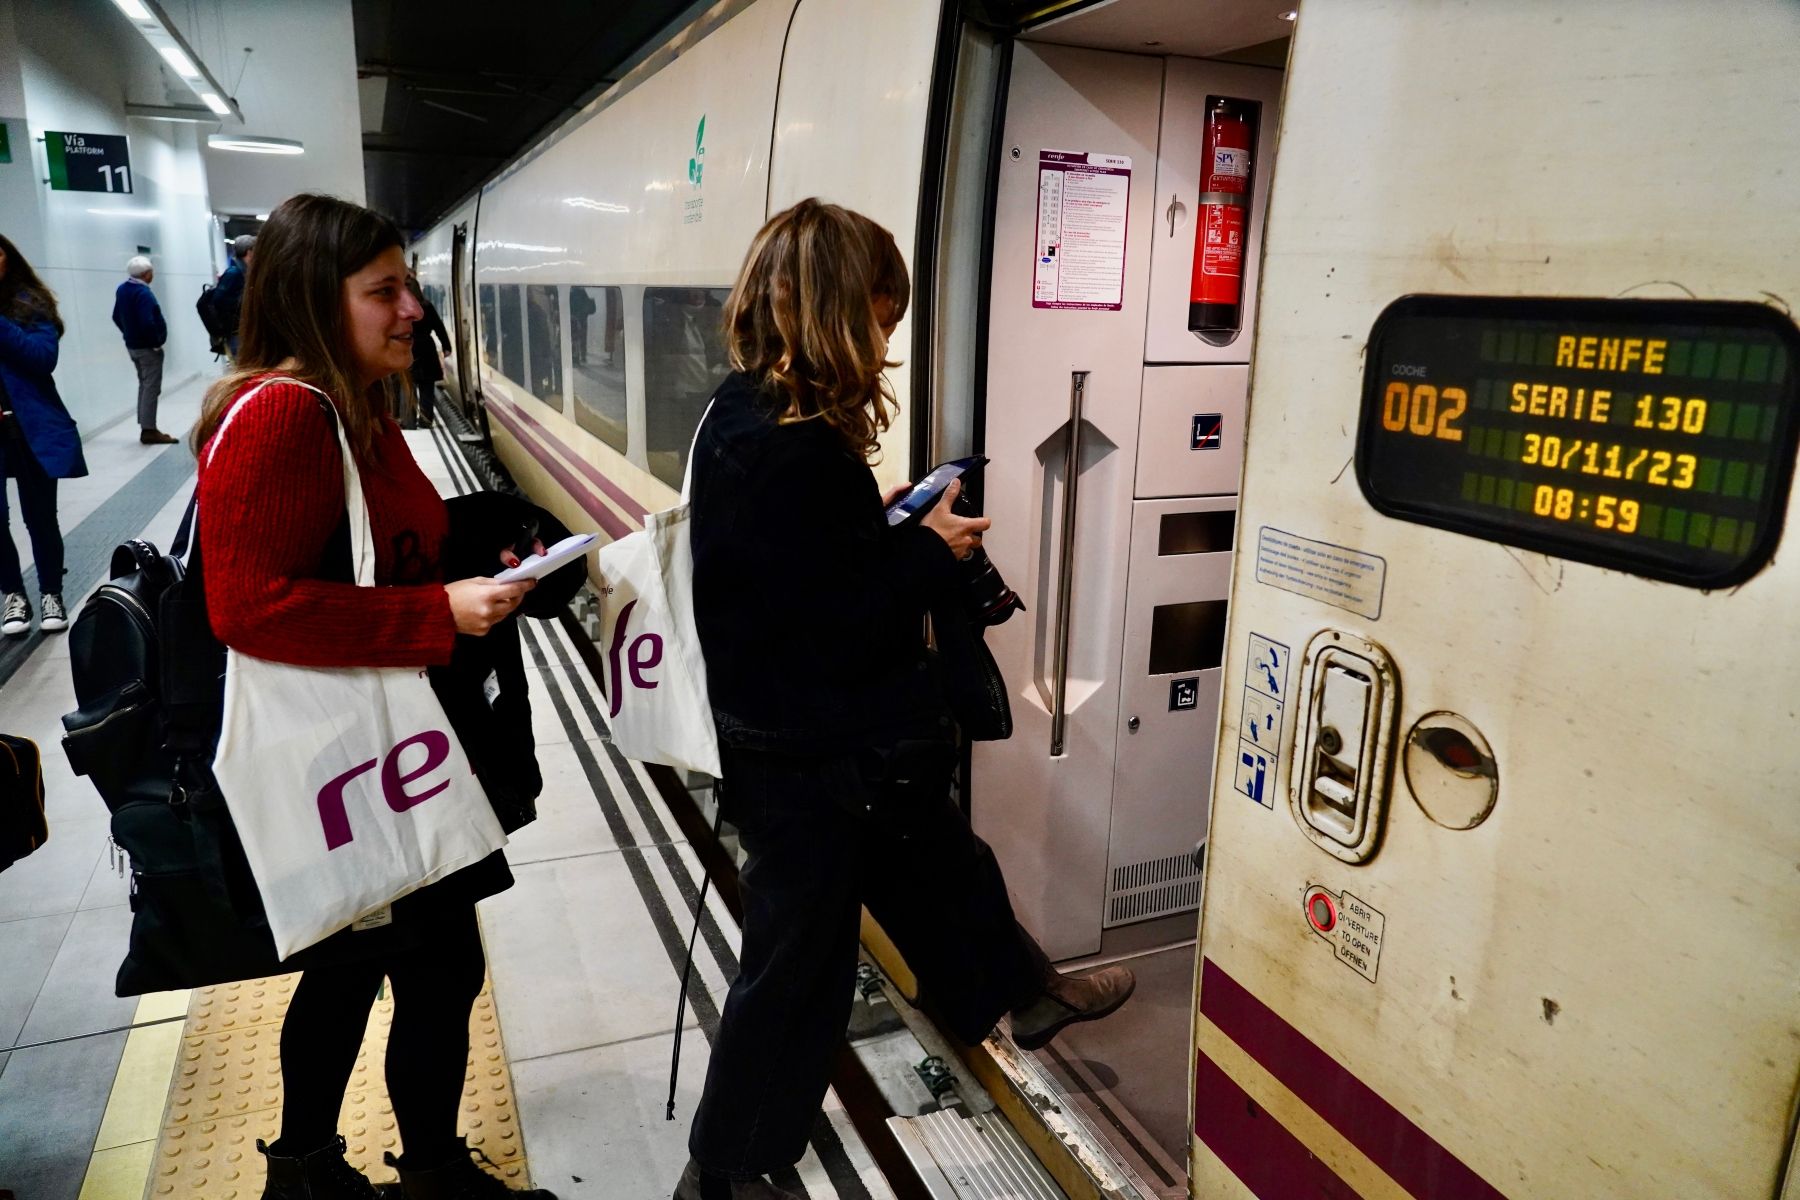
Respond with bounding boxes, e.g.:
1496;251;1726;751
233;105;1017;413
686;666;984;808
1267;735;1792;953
690;373;961;754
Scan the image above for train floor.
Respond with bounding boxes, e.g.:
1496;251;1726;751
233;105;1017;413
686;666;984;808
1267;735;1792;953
1027;924;1197;1200
0;375;892;1200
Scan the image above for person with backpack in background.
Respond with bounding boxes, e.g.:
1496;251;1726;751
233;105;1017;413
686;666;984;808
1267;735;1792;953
190;195;551;1200
113;255;177;445
403;273;449;428
209;234;254;357
0;232;85;638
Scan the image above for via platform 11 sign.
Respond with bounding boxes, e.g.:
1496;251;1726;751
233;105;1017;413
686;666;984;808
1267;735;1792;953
45;131;132;193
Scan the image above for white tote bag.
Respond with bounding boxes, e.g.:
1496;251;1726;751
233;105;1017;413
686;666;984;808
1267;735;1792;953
208;378;507;958
593;403;722;777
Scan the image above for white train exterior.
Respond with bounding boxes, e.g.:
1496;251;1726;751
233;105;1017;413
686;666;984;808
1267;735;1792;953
416;2;1800;1197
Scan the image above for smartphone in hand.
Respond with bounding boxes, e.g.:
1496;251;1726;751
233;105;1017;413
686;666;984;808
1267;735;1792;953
885;455;988;527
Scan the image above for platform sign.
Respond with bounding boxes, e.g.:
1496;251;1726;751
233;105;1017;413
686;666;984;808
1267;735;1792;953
45;131;131;193
1357;295;1800;588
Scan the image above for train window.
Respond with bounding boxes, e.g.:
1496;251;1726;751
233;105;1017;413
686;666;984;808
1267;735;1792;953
1147;600;1228;675
643;287;731;488
498;285;526;387
525;285;563;409
479;285;499;371
1356;296;1800;588
570;286;627;453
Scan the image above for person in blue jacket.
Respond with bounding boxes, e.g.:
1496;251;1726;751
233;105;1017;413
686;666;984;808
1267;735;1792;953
112;255;176;445
0;233;87;637
212;234;254;357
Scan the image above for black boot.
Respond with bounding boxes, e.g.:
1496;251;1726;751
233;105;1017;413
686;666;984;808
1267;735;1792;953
383;1139;555;1200
671;1160;801;1200
258;1136;380;1200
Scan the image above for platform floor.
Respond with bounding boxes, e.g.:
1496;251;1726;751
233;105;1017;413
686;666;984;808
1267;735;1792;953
0;378;892;1200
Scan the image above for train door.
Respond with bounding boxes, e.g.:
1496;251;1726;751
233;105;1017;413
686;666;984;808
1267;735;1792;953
449;221;477;421
963;5;1287;1192
1189;4;1800;1198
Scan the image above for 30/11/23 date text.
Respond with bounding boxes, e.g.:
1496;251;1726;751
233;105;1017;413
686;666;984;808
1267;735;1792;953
1520;434;1697;489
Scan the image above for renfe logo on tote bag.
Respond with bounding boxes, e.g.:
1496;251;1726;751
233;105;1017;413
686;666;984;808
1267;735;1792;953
599;599;664;718
317;729;456;850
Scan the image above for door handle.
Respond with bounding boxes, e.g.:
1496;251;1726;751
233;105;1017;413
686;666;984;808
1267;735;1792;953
1166;192;1185;237
1049;370;1088;757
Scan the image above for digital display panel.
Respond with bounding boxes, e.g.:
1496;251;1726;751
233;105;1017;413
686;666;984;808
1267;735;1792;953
1356;296;1800;588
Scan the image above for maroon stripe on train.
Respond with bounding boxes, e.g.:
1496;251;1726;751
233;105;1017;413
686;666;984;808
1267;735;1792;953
485;397;636;541
486;391;650;519
1201;958;1509;1200
1193;1048;1364;1200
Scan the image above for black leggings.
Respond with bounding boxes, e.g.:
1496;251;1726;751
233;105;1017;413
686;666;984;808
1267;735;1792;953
278;903;486;1162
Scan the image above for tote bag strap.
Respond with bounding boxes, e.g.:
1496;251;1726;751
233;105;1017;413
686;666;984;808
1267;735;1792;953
203;376;375;587
676;398;717;505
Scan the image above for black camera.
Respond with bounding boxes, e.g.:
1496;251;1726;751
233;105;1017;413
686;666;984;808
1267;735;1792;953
950;486;1024;628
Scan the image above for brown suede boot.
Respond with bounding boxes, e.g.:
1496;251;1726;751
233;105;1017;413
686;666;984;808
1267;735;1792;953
382;1141;554;1200
1007;964;1137;1051
671;1160;801;1199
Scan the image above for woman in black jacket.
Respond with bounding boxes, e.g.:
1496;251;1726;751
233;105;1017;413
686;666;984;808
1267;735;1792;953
675;199;1134;1200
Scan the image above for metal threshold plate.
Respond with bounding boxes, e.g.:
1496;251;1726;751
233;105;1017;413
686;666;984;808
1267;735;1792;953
887;1108;1066;1200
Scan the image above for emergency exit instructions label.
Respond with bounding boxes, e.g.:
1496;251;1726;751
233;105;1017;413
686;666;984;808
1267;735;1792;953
1233;633;1289;808
1032;150;1131;311
1255;527;1387;620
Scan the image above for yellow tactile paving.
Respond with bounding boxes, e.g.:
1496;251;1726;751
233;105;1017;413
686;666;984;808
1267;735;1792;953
142;972;531;1197
136;989;196;1025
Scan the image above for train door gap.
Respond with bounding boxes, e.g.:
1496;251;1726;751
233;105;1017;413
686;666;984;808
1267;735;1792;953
963;0;1289;1193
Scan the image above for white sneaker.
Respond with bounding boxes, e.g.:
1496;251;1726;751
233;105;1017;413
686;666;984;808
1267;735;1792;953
38;592;67;632
1;592;28;636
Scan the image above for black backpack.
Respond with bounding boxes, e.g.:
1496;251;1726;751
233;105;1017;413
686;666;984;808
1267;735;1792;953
61;498;281;994
194;285;228;354
0;734;47;874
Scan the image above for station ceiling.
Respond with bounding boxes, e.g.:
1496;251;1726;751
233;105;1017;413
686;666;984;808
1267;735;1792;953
354;0;702;233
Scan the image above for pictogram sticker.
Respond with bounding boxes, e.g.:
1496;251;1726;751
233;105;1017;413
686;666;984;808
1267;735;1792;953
1235;633;1290;808
1169;677;1200;711
1192;412;1223;450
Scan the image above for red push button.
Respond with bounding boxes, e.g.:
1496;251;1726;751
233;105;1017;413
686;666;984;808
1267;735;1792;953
1306;889;1337;933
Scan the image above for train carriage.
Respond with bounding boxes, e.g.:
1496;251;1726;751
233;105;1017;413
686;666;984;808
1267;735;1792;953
417;2;1800;1196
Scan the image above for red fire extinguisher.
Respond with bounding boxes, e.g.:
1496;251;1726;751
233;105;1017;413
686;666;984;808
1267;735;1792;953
1188;97;1256;333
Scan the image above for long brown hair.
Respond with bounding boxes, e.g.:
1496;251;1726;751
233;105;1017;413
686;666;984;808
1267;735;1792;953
722;199;910;462
191;194;406;459
0;233;64;336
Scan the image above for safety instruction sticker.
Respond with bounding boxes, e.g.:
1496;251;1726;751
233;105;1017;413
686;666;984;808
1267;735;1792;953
1255;527;1387;620
1233;633;1289;808
1032;150;1131;311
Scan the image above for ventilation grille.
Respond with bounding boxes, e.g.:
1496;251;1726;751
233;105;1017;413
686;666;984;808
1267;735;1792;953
1106;851;1201;926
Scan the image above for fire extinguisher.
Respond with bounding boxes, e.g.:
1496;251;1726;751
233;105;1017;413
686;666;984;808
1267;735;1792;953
1188;97;1256;333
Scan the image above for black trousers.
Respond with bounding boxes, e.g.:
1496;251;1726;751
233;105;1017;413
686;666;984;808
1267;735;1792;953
277;901;486;1162
689;745;1048;1179
0;435;63;595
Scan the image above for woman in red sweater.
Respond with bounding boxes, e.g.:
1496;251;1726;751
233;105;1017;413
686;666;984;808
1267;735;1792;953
192;194;548;1200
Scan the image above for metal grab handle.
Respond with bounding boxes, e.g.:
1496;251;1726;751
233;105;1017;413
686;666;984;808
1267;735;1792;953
1049;371;1088;757
1166;192;1182;236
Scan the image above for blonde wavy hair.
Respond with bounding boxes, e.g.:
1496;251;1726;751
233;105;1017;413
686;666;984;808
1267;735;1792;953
722;198;910;462
191;194;406;461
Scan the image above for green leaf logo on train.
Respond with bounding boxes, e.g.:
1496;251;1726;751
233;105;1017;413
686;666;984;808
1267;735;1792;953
688;115;705;189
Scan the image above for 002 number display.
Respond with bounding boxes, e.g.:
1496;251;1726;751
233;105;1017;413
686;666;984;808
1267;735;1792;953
1355;296;1800;588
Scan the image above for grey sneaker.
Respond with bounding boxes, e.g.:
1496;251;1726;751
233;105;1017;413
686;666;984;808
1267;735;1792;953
38;592;67;632
1;592;27;636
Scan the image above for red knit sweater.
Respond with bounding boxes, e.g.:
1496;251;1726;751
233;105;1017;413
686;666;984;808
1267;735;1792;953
198;378;457;668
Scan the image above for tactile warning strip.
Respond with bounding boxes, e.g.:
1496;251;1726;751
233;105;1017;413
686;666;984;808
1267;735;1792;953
148;972;531;1197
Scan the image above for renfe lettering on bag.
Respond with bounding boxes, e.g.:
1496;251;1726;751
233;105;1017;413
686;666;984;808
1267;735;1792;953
317;730;453;851
601;599;663;718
